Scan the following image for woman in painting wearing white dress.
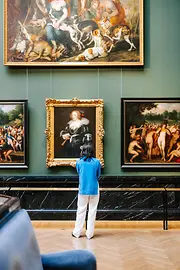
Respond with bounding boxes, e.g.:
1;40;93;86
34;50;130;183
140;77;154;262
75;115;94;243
60;110;92;158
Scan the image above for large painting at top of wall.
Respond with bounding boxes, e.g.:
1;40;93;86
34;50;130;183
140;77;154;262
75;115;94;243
4;0;144;66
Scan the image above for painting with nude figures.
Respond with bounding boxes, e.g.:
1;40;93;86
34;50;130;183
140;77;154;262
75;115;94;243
4;0;143;66
121;99;180;168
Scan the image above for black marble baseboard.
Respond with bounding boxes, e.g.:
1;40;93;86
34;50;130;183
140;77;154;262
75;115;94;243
0;176;180;221
1;175;180;186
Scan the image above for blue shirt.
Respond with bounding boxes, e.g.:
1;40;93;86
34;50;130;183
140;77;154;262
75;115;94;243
76;157;101;195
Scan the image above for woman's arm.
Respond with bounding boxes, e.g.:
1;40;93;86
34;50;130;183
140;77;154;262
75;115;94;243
97;160;101;179
76;160;80;174
60;125;71;140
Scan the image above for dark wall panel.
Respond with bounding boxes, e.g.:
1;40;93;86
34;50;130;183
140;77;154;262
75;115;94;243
0;176;179;221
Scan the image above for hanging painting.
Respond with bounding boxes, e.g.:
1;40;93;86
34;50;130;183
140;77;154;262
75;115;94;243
122;98;180;168
45;98;104;167
4;0;144;66
0;100;28;169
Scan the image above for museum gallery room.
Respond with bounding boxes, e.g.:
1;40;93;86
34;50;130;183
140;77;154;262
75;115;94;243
1;0;180;269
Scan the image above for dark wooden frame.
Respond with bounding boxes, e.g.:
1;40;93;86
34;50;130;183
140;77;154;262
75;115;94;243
121;98;180;169
0;100;28;169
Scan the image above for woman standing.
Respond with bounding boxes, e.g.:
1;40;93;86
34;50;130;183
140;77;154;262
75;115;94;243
72;145;101;239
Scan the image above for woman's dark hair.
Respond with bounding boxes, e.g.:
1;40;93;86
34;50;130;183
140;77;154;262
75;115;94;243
80;144;94;161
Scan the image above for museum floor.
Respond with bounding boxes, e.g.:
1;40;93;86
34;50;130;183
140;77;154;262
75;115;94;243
35;227;180;270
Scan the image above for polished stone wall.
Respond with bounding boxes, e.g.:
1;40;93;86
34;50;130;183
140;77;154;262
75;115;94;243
0;176;179;221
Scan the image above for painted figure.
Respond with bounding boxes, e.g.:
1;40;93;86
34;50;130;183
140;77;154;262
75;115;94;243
168;129;180;154
45;0;73;53
129;125;142;140
128;134;143;163
167;141;180;162
60;110;92;158
88;0;126;26
156;124;171;161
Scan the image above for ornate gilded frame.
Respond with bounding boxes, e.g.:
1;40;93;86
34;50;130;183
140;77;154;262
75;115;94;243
4;0;144;66
45;98;104;167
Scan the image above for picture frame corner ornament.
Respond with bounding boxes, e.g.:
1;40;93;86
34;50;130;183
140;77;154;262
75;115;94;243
46;98;52;106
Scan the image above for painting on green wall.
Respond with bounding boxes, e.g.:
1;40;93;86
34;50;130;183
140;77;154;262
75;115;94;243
122;98;180;169
45;98;104;167
0;100;28;169
4;0;144;66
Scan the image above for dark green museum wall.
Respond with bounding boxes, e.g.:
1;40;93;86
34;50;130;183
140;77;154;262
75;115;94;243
0;0;180;176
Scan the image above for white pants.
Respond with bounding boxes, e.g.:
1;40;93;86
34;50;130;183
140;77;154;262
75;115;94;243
73;193;100;239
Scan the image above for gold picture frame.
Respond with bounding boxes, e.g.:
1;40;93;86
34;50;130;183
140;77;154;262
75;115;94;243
45;98;104;167
4;0;144;66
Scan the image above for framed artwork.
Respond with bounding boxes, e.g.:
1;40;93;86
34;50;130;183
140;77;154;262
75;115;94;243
4;0;144;66
0;100;28;169
121;98;180;169
45;98;104;167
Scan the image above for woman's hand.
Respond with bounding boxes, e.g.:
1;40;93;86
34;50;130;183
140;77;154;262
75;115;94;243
64;135;70;140
62;134;70;140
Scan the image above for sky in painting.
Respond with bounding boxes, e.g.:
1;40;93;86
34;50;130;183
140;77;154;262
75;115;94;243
142;103;180;115
0;105;16;113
